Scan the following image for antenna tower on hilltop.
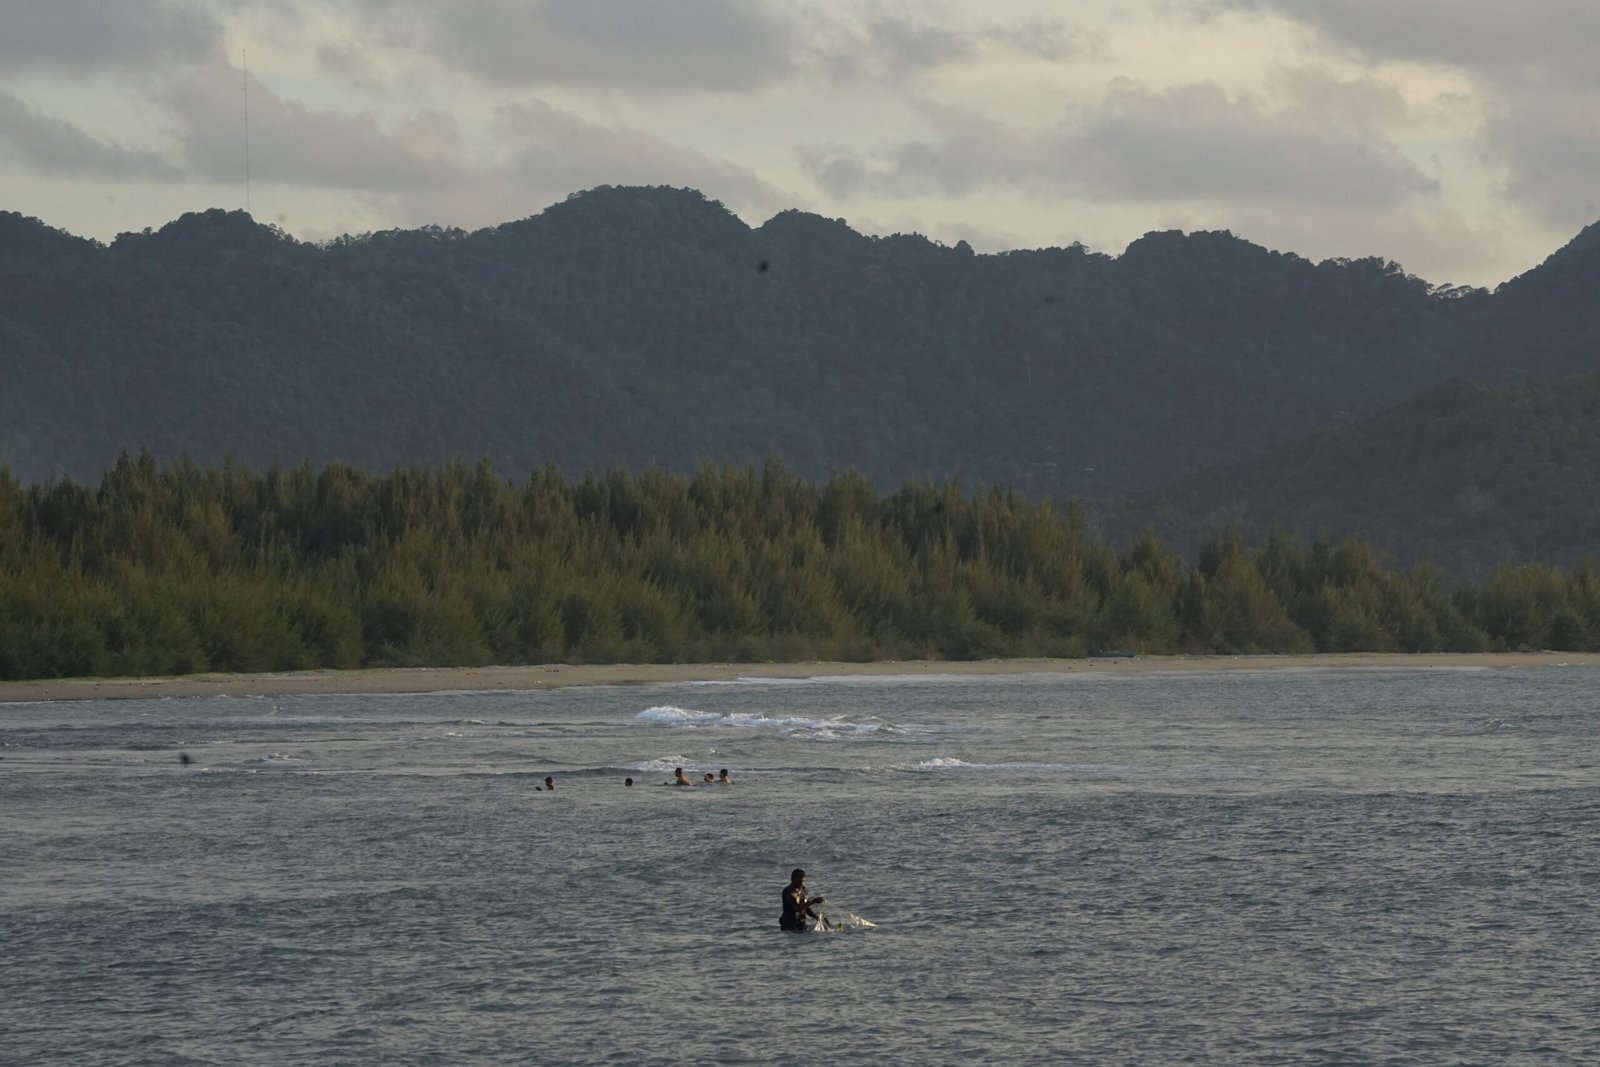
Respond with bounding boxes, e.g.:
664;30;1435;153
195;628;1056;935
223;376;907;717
242;49;253;216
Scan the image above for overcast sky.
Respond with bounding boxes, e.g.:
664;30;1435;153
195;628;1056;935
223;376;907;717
2;0;1595;286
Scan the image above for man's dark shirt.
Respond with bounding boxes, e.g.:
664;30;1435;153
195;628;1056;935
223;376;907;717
780;884;810;932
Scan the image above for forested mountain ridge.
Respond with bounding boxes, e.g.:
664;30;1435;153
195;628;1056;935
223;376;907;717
3;187;1598;496
1110;374;1600;581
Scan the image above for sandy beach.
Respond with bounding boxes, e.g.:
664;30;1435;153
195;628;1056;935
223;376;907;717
4;651;1599;703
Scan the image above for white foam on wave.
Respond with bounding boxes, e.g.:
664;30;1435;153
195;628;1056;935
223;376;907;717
914;757;1072;771
632;756;691;773
688;673;985;688
635;705;724;726
634;705;887;736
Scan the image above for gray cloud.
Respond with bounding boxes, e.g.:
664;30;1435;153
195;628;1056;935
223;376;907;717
0;0;221;72
332;96;795;232
978;19;1108;63
1482;88;1600;229
160;61;462;191
816;13;1106;85
2;41;791;231
352;0;798;92
861;17;973;68
488;98;790;214
338;1;1101;94
1203;1;1600;89
1223;197;1497;287
829;98;1024;198
1201;1;1600;230
0;89;181;178
802;74;1436;209
813;17;976;83
315;43;384;91
1266;65;1410;128
1073;78;1433;205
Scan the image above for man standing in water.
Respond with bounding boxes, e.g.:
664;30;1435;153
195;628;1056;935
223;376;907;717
780;869;826;932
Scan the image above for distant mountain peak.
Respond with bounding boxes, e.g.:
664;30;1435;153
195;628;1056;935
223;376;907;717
1494;217;1600;299
756;208;870;246
1532;218;1600;273
493;184;751;247
109;208;294;257
554;184;743;225
0;211;100;260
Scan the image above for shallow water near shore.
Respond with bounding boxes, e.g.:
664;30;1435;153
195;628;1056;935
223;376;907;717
4;667;1599;1065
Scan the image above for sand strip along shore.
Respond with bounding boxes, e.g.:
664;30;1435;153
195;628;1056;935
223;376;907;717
3;652;1599;704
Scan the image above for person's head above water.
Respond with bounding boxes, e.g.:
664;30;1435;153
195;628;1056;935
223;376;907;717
544;776;554;789
624;777;633;786
790;868;806;886
703;773;714;782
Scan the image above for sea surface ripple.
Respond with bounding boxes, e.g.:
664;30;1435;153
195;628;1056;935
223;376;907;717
3;667;1598;1065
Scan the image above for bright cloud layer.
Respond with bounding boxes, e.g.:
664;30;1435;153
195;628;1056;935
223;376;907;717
0;0;1594;285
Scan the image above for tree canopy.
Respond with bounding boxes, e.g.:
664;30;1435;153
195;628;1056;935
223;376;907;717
4;455;1598;682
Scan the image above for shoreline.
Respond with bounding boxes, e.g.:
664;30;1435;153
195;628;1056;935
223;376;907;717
3;651;1599;704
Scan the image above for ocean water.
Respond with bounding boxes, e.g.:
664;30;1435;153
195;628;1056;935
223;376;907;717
3;666;1599;1065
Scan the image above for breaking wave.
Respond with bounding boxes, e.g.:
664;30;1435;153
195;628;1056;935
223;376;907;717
634;705;891;737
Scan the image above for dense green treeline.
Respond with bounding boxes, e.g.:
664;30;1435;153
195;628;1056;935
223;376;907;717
3;455;1600;681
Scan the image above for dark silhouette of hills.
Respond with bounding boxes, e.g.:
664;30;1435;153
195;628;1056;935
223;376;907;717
3;188;1599;503
1111;374;1600;581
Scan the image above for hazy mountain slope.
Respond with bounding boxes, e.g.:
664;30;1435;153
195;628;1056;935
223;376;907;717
1113;375;1600;580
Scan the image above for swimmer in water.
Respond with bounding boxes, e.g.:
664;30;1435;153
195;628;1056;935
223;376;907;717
544;776;555;792
703;772;715;783
624;777;634;787
718;768;732;784
673;767;694;787
780;868;825;932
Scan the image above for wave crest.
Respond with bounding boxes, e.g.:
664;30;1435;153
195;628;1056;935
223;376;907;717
633;705;886;736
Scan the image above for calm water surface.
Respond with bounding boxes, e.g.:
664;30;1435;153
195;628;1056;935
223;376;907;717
3;667;1599;1065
